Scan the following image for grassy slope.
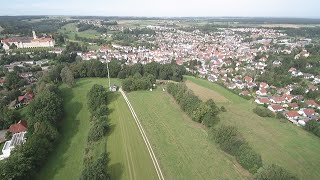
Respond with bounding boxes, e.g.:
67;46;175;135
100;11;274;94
185;76;320;180
127;89;250;180
36;78;157;180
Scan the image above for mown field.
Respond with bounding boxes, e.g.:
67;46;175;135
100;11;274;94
127;89;250;180
36;78;157;180
185;76;320;180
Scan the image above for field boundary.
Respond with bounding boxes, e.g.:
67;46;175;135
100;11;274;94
119;88;165;180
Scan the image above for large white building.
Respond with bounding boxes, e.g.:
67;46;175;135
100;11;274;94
1;31;55;50
0;132;27;160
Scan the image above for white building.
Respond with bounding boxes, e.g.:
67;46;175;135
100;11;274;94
0;132;27;160
1;31;55;50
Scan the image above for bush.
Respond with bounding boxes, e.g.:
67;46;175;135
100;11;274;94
254;164;298;180
253;107;275;118
236;144;263;173
276;112;286;119
221;106;227;112
87;84;108;113
92;105;108;119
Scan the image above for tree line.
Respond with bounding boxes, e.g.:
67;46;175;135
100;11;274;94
81;84;111;180
167;82;298;179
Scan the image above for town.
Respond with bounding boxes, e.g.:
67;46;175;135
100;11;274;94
0;15;320;180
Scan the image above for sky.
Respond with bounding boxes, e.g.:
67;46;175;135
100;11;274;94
1;0;320;18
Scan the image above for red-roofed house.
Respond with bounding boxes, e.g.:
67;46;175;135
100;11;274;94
18;92;34;105
260;82;269;89
9;120;28;134
270;96;286;104
256;88;267;96
306;100;320;109
255;98;270;105
268;104;283;112
285;111;300;121
299;109;315;117
244;76;253;83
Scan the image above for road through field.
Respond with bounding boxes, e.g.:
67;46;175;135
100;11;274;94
119;88;165;180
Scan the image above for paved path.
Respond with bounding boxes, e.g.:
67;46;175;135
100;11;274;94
119;88;165;180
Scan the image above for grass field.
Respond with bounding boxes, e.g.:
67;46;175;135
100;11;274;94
59;23;101;40
127;89;250;180
36;78;157;180
185;76;320;180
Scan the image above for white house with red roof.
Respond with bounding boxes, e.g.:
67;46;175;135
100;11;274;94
285;111;300;121
256;88;267;96
268;104;283;112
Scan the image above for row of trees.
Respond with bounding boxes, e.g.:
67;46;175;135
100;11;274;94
0;83;64;179
122;73;155;92
304;120;320;138
167;82;221;127
81;84;110;180
210;125;262;173
70;60;186;82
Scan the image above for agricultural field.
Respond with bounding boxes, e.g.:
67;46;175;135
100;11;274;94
36;78;157;180
185;76;320;180
58;23;101;40
127;89;250;180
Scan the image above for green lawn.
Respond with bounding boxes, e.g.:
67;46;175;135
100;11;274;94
185;76;320;180
36;78;157;180
127;89;250;180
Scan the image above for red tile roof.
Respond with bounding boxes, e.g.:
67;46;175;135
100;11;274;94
9;120;28;134
286;111;299;117
304;109;315;116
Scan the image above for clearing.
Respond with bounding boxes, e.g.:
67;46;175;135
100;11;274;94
36;78;157;180
127;89;250;180
185;76;320;180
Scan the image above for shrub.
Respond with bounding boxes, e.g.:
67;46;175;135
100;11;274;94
202;112;220;127
253;107;275;118
236;144;263;173
221;106;227;112
254;164;298;180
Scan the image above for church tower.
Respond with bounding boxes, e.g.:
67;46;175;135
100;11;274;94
32;31;37;39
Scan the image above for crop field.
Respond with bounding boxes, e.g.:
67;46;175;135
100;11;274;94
36;78;157;180
185;76;320;180
127;89;250;180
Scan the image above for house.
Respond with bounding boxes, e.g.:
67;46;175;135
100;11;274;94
1;132;27;160
208;75;218;82
227;83;236;90
247;82;257;89
270;96;286;104
256;88;267;96
299;108;315;117
255;98;270;105
260;82;269;89
286;103;299;110
285;111;300;121
239;90;251;96
282;94;294;103
9;120;28;134
304;73;314;80
18;92;34;105
244;76;253;83
268;104;283;112
305;100;320;109
307;85;318;92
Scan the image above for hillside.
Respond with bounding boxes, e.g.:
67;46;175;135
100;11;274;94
185;76;320;180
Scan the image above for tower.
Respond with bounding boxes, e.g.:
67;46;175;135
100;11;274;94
32;31;37;39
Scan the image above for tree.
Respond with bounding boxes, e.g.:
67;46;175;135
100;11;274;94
60;66;75;87
80;152;111;180
9;43;17;49
254;164;298;180
87;85;108;113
